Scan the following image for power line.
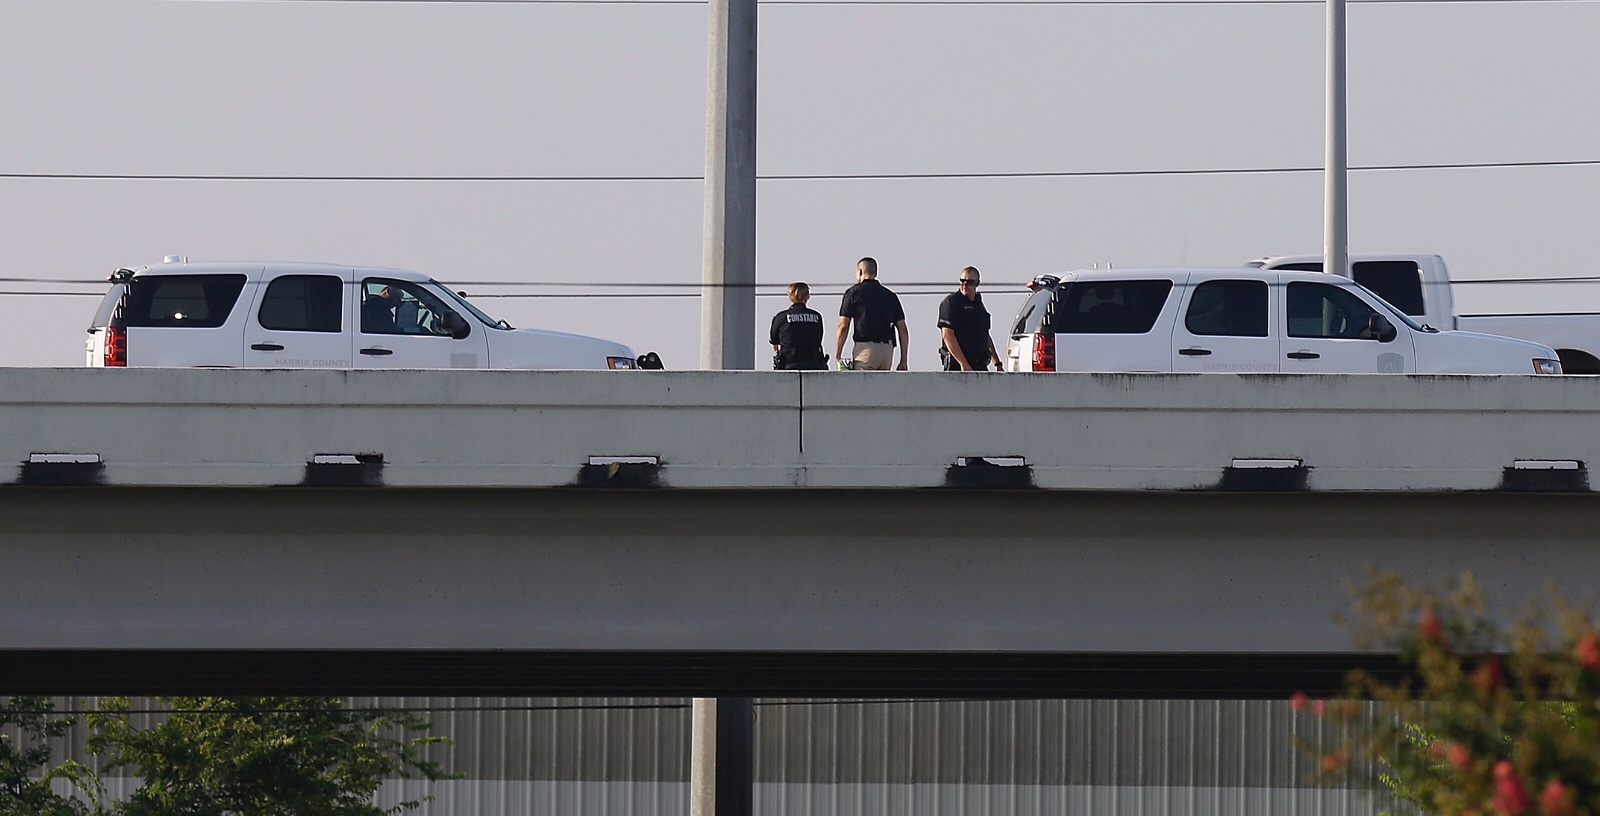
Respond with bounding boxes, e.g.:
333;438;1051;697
0;173;699;182
10;275;1600;289
767;0;1600;4
0;291;102;297
445;289;1000;298
6;159;1597;183
132;0;1600;5
0;276;990;287
0;286;967;300
770;0;1597;4
764;159;1600;179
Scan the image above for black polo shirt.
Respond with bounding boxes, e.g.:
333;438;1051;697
770;304;825;363
838;279;906;344
937;291;993;368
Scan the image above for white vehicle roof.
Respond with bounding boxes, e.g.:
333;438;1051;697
1051;267;1359;284
1054;267;1228;281
126;260;434;283
1248;253;1445;267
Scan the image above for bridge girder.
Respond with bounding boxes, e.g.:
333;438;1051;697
2;487;1591;697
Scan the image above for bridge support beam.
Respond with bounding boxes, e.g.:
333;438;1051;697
4;487;1600;696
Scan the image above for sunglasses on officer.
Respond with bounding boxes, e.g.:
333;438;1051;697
958;278;980;286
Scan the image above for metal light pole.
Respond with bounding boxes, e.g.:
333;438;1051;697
699;0;757;370
1325;0;1349;277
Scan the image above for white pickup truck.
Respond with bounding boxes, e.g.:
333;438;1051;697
86;259;661;370
1005;267;1561;375
1252;254;1600;374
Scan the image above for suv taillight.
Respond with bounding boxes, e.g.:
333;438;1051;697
104;327;127;367
1031;333;1055;372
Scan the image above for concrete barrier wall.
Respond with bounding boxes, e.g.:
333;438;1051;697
3;368;1598;490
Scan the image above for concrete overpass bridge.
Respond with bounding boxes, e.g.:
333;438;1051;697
3;369;1599;697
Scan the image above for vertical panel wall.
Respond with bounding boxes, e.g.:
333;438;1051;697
27;697;1388;816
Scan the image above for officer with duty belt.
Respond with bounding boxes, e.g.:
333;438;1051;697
770;282;829;370
938;266;1003;371
834;257;909;371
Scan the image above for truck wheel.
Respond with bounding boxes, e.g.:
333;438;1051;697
1557;350;1600;375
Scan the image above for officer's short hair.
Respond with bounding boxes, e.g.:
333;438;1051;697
857;257;877;278
788;282;810;303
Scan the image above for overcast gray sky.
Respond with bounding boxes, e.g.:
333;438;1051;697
3;0;1597;369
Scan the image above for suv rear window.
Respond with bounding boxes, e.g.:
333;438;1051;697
90;283;129;330
1054;280;1173;334
123;275;248;329
1010;288;1056;335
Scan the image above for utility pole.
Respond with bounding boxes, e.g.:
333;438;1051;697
693;0;757;809
1325;0;1349;278
699;0;757;370
689;698;754;816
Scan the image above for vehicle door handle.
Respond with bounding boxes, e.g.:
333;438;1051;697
250;343;285;352
1286;351;1321;360
359;347;394;356
1178;347;1212;356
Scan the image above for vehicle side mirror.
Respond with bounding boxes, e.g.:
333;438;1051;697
1367;314;1397;343
441;311;471;340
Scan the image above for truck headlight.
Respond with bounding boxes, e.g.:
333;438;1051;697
607;356;638;370
1533;358;1562;375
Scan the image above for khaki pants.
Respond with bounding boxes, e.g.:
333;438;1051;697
851;342;894;371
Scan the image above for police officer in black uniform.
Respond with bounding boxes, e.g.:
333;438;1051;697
834;257;909;371
937;266;1002;371
770;282;828;370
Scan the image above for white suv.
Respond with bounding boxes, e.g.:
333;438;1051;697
1005;267;1561;375
87;258;659;370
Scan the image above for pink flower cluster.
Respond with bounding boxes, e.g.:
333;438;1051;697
1289;692;1325;718
1575;632;1600;673
1492;761;1533;814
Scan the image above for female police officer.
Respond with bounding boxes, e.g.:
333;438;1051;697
770;282;828;370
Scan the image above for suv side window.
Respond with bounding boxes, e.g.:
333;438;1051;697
258;275;343;333
360;278;454;336
1054;280;1173;334
123;274;248;329
1185;280;1268;337
1352;261;1425;316
1287;282;1380;339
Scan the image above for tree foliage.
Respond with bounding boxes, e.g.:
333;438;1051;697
0;697;105;816
86;697;452;816
1298;570;1600;816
